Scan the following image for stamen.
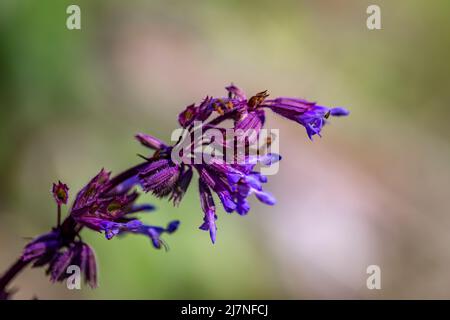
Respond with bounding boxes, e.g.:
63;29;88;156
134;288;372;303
248;90;269;109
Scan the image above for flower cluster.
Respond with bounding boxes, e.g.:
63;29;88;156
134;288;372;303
21;168;179;288
70;169;179;245
23;230;97;288
1;83;348;297
134;84;349;243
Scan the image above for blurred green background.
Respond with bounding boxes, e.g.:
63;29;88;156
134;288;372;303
1;0;450;299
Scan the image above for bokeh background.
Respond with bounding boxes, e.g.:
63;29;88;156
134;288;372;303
1;0;450;299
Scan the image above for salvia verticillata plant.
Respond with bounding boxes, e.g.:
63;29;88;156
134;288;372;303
0;84;348;299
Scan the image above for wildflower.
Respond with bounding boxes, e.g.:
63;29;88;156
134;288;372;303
52;181;69;206
225;83;247;100
128;220;180;249
49;241;97;288
70;168;179;245
181;85;349;139
225;85;350;140
0;83;350;298
133;84;348;243
169;166;193;206
199;179;217;243
22;230;62;263
17;167;180;290
263;97;350;139
134;134;281;243
178;96;215;128
135;133;167;150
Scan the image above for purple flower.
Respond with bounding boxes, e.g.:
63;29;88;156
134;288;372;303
139;162;181;198
235;109;266;145
21;230;97;288
178;96;215;128
134;134;280;243
191;155;278;241
179;85;349;140
169;166;193;206
177;94;246;129
22;230;62;263
0;83;350;298
70;169;179;245
134;84;348;243
52;181;69;206
78;243;97;288
134;137;194;205
17;166;180;292
263;97;350;139
135;133;167;150
50;241;97;288
199;179;217;243
227;86;349;140
128;221;180;249
225;83;247;101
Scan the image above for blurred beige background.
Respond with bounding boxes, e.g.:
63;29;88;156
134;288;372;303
1;0;450;299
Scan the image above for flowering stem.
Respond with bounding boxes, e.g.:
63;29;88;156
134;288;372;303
0;257;30;299
57;204;61;228
0;215;80;299
0;165;137;299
